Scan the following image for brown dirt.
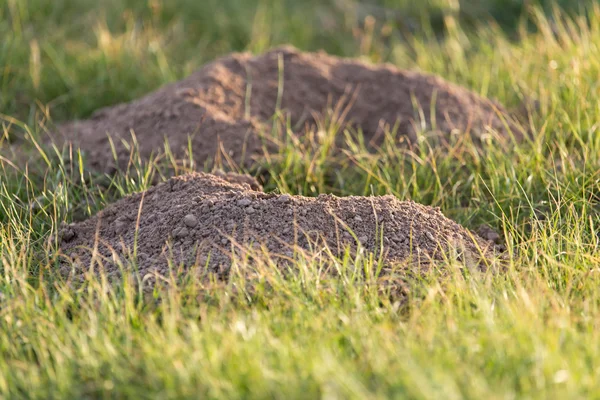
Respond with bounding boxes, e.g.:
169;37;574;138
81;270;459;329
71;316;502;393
53;45;521;173
476;224;502;245
57;172;498;286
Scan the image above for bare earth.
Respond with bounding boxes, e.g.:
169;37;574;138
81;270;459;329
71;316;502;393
57;172;497;286
54;46;521;172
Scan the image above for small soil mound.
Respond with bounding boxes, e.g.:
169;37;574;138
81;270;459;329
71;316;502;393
57;172;497;284
54;46;521;172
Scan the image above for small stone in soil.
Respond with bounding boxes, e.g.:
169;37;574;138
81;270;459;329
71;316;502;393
277;194;291;203
173;227;189;239
237;198;252;207
183;214;198;228
59;228;76;242
477;224;501;244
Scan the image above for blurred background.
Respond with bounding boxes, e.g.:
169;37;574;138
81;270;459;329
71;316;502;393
1;0;593;121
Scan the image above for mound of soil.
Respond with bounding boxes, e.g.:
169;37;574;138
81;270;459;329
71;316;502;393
54;46;521;172
57;172;497;285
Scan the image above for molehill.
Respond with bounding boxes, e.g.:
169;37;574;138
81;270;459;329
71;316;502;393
54;46;521;172
57;172;497;285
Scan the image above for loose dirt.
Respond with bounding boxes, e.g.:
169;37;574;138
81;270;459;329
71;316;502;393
57;172;497;285
54;46;521;172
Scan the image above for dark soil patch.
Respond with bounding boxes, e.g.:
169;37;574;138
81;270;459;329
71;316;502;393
53;46;522;173
57;172;498;286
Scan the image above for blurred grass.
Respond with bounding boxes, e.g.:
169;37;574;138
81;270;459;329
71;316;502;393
2;0;600;398
370;0;590;35
0;0;594;121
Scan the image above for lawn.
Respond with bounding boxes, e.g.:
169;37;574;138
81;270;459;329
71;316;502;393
1;0;600;398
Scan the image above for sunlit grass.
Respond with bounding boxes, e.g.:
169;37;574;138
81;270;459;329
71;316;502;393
1;0;600;398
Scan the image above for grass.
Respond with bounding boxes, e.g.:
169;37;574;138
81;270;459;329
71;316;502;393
2;0;600;398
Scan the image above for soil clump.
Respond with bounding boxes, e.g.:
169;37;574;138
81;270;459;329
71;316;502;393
57;172;498;285
54;46;521;172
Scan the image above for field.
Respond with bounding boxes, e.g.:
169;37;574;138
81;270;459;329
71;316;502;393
2;0;600;398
